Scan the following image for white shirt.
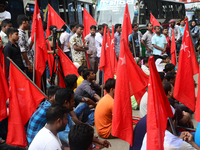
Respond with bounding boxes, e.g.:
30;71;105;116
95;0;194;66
141;130;196;150
155;58;165;72
95;32;103;58
0;11;11;24
29;127;62;150
60;31;70;52
140;91;148;118
141;65;150;76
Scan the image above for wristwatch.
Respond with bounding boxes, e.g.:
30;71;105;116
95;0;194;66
83;46;85;49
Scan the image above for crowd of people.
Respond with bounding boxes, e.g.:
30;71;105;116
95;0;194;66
1;0;200;149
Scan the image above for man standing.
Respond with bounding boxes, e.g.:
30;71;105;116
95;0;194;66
141;23;155;57
3;28;25;77
95;79;116;139
60;25;71;60
68;22;78;49
85;25;98;74
95;25;104;85
95;25;104;60
169;19;182;52
17;15;33;79
152;26;168;56
0;1;11;25
114;24;122;59
29;106;69;150
0;19;12;47
129;23;140;57
70;24;88;66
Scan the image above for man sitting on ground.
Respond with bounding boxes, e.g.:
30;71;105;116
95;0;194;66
29;106;69;150
75;69;101;102
74;65;87;91
27;86;61;145
95;79;115;139
65;74;96;108
69;124;111;150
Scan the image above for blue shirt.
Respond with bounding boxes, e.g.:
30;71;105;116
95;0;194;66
179;26;185;37
27;100;51;145
152;34;167;55
67;32;74;43
128;32;140;47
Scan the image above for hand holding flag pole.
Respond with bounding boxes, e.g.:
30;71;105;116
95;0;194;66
7;57;47;97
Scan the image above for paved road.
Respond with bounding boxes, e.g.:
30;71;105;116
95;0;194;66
93;74;199;150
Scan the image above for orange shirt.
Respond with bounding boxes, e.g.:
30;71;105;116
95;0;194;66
94;94;114;138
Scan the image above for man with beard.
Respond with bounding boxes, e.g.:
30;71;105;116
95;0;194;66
169;19;182;52
29;106;69;150
85;25;98;74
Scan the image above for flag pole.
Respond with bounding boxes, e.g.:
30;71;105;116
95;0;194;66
101;67;104;97
7;57;47;97
169;118;177;136
33;32;36;83
131;34;137;57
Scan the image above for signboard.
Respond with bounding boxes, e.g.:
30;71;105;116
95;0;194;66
97;0;135;11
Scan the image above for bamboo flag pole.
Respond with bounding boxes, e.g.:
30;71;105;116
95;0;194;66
7;57;47;97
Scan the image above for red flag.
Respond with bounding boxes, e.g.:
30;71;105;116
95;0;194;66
112;38;133;146
46;39;54;77
121;4;132;45
83;8;97;40
150;13;161;32
110;25;118;75
174;20;196;111
171;29;176;66
147;56;173;150
31;0;48;88
6;62;46;147
195;65;200;122
0;37;7;79
0;63;9;121
46;4;66;37
112;37;148;145
57;46;79;77
99;27;113;84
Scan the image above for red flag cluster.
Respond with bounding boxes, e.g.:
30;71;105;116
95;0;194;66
99;27;113;84
110;25;118;75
